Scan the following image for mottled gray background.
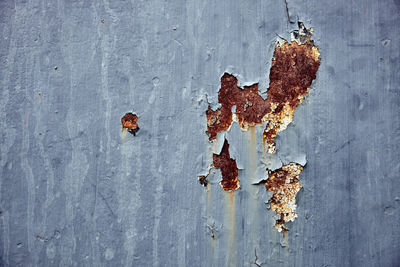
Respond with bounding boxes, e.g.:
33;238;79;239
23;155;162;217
0;0;399;266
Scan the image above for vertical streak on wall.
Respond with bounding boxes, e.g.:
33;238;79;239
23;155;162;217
206;186;216;264
225;191;236;266
248;126;259;251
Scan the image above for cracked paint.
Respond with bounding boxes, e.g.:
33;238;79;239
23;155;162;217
265;163;303;232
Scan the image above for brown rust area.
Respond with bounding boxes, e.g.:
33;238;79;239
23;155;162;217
121;113;139;130
121;112;140;136
213;139;240;191
263;40;320;152
206;25;320;154
206;74;271;140
265;163;303;232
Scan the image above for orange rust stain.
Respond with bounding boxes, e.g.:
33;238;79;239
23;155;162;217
213;139;240;191
226;191;236;266
265;163;303;232
121;112;140;136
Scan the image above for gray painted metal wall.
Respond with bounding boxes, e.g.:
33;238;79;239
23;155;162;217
0;0;399;266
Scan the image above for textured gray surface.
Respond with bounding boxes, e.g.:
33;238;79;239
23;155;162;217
0;0;399;266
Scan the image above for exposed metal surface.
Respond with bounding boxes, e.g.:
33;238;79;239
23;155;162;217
206;23;320;155
212;139;240;191
265;163;303;232
121;112;140;136
263;24;320;153
0;0;399;266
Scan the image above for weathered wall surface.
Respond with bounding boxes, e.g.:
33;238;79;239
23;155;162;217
0;0;399;266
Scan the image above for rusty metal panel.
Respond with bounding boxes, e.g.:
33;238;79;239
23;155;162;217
0;0;399;266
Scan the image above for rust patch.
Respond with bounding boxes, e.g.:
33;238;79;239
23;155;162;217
206;74;271;140
213;139;240;190
263;29;320;153
206;23;320;154
121;112;140;136
265;163;303;232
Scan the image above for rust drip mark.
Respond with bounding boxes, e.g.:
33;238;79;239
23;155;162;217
226;191;236;266
121;112;140;136
213;139;240;191
265;163;303;232
205;22;320;154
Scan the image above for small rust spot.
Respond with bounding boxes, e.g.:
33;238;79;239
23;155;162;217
101;19;104;25
265;163;303;232
121;112;140;136
213;139;240;191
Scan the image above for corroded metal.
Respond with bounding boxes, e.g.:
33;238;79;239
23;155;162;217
265;163;303;232
121;112;140;136
206;23;320;154
213;139;240;191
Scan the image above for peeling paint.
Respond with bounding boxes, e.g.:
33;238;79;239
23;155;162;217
202;22;320;234
265;163;303;232
213;139;240;191
205;22;320;154
206;74;270;140
263;22;320;153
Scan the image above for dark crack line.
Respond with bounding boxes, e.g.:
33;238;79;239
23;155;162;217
90;183;116;217
283;0;294;27
334;138;355;153
250;248;262;267
98;191;116;217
